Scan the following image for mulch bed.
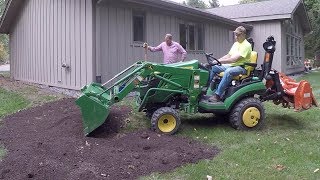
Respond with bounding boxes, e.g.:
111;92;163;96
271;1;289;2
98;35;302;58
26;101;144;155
0;98;219;179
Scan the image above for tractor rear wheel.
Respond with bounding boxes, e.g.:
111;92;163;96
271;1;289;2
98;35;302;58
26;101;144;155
151;107;181;135
229;97;265;130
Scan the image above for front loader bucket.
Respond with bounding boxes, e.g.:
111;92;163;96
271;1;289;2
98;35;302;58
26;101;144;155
279;73;318;111
76;83;111;136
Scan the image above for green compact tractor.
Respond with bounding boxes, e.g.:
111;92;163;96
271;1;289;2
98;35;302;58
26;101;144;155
76;36;318;136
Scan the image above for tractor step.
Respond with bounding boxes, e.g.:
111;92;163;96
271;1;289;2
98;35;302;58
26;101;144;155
200;95;224;105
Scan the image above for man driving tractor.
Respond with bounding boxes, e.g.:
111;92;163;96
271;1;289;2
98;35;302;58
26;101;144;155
209;26;252;102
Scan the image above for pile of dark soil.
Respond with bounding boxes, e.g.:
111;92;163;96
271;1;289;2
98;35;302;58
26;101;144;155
0;98;219;179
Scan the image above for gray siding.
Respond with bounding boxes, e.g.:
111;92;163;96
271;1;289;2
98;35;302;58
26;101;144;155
96;2;234;82
204;23;234;59
10;0;94;90
249;21;283;72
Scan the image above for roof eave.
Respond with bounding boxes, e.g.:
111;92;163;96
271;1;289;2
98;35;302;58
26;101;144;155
231;14;292;23
0;0;12;34
122;0;253;30
0;0;25;34
1;0;253;34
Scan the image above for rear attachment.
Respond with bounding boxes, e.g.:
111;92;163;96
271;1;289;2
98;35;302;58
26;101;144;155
276;73;318;111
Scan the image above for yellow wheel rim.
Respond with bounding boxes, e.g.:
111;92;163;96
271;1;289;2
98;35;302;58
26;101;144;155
242;107;260;127
157;114;177;133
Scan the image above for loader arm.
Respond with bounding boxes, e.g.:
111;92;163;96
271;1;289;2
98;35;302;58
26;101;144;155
76;60;207;135
76;61;159;135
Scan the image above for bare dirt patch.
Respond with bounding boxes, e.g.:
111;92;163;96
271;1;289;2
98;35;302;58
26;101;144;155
0;98;219;179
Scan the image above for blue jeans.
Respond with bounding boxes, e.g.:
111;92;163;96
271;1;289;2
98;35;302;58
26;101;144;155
210;64;246;97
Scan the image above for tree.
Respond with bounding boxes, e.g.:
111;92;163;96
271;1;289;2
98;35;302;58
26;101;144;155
0;0;8;63
239;0;268;4
0;0;5;14
304;0;320;59
209;0;220;8
185;0;208;9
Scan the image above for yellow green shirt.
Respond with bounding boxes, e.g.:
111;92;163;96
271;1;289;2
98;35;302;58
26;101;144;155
228;39;252;67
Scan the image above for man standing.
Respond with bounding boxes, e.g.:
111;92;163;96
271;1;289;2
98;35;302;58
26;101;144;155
209;26;252;102
144;34;187;64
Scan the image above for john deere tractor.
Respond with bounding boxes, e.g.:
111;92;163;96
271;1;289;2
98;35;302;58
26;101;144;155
76;36;318;136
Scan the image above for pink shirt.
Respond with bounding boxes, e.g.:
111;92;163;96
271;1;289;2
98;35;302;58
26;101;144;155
149;41;187;64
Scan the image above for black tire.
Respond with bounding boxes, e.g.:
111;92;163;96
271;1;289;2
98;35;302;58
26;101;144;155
151;107;181;135
145;109;156;119
213;113;229;122
229;97;265;130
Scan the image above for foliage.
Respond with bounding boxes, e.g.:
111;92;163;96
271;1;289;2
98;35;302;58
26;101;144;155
0;0;8;63
209;0;219;8
0;0;5;15
0;43;8;63
183;0;208;8
304;0;320;58
182;0;220;8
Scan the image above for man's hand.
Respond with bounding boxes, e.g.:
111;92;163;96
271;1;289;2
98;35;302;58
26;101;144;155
143;42;148;48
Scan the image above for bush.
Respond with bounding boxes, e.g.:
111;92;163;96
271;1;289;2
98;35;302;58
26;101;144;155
0;43;8;64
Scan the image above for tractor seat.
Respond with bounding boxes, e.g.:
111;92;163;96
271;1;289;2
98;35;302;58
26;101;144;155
218;51;258;80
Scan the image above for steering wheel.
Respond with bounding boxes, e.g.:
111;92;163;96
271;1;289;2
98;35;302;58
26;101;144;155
205;53;221;66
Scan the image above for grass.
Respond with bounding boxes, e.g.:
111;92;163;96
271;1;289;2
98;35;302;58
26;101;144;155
117;96;151;132
0;88;29;118
0;147;6;159
139;71;320;180
18;86;60;106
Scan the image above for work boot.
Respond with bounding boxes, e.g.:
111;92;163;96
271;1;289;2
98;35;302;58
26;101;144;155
208;94;221;102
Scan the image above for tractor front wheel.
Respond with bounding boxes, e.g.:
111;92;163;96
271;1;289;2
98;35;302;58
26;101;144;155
229;97;265;130
151;107;181;135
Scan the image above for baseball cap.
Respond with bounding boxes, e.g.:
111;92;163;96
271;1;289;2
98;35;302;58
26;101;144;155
234;26;246;35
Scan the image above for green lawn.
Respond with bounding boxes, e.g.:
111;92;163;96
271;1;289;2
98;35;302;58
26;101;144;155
0;88;29;118
141;71;320;180
0;86;60;118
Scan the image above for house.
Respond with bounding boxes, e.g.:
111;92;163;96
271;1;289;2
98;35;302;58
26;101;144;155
207;0;311;74
0;0;310;90
0;0;252;90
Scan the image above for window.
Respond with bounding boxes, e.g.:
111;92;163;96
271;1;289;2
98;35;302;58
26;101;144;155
286;20;303;67
197;26;204;50
179;23;204;51
179;24;187;49
188;25;195;50
133;11;145;42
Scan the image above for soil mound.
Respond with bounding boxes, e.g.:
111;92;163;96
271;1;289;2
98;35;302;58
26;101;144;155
0;98;219;179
